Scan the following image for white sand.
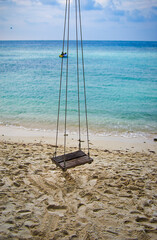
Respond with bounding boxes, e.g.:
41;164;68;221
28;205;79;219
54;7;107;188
0;124;157;239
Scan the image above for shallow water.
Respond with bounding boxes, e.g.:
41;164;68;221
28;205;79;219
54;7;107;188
0;40;157;137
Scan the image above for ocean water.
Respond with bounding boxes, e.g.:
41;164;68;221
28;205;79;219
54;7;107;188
0;40;157;137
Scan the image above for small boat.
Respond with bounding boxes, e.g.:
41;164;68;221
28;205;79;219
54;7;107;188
59;52;67;58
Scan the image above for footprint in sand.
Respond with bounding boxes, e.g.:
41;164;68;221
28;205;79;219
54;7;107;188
47;204;67;212
136;216;149;222
47;204;67;217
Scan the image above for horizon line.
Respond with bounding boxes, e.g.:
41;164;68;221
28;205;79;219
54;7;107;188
0;39;157;42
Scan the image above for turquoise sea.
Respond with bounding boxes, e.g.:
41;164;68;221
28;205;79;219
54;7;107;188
0;40;157;137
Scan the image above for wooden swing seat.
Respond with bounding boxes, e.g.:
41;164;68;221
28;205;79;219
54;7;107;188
52;150;93;171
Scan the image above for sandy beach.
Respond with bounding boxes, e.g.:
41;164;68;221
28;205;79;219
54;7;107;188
0;125;157;240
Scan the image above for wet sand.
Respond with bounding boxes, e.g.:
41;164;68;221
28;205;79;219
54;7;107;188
0;126;157;239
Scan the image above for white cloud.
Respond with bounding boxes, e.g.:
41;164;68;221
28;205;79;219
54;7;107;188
95;0;157;11
57;0;69;4
118;0;157;11
12;0;33;6
95;0;109;7
11;0;41;6
9;0;157;11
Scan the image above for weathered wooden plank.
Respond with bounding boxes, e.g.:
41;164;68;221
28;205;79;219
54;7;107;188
52;150;86;163
52;150;93;171
59;155;93;170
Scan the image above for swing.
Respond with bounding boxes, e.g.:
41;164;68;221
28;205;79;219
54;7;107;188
52;0;93;171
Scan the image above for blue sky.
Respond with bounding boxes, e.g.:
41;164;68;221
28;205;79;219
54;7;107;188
0;0;157;40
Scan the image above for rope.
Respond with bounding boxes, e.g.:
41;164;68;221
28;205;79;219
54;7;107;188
55;0;90;165
78;0;90;156
75;0;81;150
64;0;70;168
54;0;68;157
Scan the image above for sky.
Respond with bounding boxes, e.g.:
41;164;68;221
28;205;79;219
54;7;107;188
0;0;157;41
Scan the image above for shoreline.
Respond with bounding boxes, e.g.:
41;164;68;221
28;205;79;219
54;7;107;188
0;124;156;153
